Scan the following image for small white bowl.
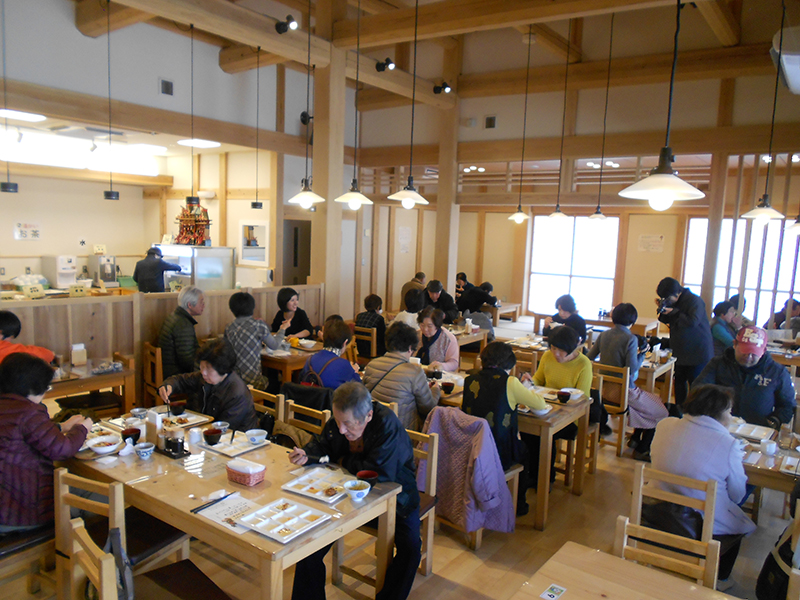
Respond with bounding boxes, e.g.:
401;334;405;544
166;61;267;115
344;479;371;502
87;435;121;455
212;421;230;433
560;388;583;400
134;442;155;460
299;339;316;349
246;429;268;445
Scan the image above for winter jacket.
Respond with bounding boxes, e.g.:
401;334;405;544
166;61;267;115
363;352;439;431
695;348;796;426
158;307;199;379
457;287;497;314
0;394;87;526
303;402;420;518
0;339;54;365
161;370;259;432
301;350;361;390
420;406;515;534
710;318;737;357
132;255;181;293
543;312;587;343
657;288;713;367
423;290;460;324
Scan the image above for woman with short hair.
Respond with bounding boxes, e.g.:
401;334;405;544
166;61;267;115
533;326;592;396
711;301;737;357
416;306;459;372
543;294;587;342
271;287;314;340
355;294;387;358
301;319;361;389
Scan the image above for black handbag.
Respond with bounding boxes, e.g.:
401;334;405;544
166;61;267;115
640;500;703;540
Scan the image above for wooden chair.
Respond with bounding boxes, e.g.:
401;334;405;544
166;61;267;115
615;462;721;589
0;527;55;598
376;400;399;417
143;342;163;407
591;362;630;457
554;374;602;484
354;325;378;365
54;468;190;600
284;399;330;436
343;337;358;364
250;388;285;422
784;500;800;598
69;518;231;600
332;429;439;591
511;349;538;378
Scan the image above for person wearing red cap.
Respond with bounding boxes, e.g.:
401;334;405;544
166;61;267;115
694;326;795;428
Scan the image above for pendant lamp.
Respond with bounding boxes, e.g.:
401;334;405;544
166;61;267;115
551;20;573;219
251;48;263;210
618;0;705;209
590;15;616;221
288;0;325;209
0;0;17;193
334;0;372;211
185;24;199;206
508;26;533;224
103;1;118;200
387;0;428;210
743;0;786;223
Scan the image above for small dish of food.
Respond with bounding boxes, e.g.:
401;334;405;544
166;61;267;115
87;435;121;455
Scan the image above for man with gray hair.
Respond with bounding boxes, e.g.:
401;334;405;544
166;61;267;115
158;285;205;378
288;382;421;600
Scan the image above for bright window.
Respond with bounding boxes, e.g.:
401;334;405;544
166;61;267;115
529;216;619;318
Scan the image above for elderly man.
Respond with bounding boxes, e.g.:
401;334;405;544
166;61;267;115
423;279;459;324
158;286;205;378
399;271;426;311
288;382;420;600
694;326;795;428
132;247;182;293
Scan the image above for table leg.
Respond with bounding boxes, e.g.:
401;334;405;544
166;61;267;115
535;429;554;530
122;373;135;413
375;495;397;592
512;306;520;322
663;365;674;403
480;334;487;352
259;557;282;600
572;407;589;496
645;371;656;395
492;307;500;327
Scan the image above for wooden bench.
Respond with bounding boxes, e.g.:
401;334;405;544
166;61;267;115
481;303;522;327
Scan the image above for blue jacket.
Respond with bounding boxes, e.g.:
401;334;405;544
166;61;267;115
694;348;796;426
302;349;361;390
658;288;713;367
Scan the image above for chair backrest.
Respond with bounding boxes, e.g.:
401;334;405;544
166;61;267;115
344;338;358;364
787;499;800;598
613;515;721;589
592;373;603;398
377;400;399;417
591;362;630;410
70;518;118;600
143;342;163;389
250;389;284;422
511;349;538;378
284;399;331;435
354;326;378;357
407;429;438;498
631;462;718;544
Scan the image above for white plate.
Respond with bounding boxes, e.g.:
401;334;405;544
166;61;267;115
236;497;331;543
282;467;353;504
86;435;121;455
561;388;583;400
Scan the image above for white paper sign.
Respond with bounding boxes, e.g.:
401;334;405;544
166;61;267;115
638;234;664;253
398;226;411;254
13;221;41;241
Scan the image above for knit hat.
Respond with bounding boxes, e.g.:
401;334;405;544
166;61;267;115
735;326;767;357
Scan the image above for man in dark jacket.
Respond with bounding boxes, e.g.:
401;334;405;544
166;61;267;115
158;286;204;378
132;247;182;293
695;326;795;427
423;279;459;324
288;382;420;600
656;277;714;406
457;281;498;314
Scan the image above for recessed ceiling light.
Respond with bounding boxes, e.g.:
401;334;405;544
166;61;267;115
469;165;477;171
605;160;614;166
477;167;485;172
463;168;470;173
593;164;601;169
177;138;221;149
586;161;595;167
793;155;800;163
0;109;46;122
763;155;773;163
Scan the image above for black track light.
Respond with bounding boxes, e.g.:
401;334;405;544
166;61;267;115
275;15;297;34
433;81;451;94
375;58;395;72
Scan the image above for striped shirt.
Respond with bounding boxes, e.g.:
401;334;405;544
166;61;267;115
224;316;284;390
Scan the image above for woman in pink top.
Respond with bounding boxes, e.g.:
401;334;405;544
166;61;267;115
416;307;459;372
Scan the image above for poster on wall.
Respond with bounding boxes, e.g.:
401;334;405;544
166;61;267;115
13;221;41;241
398;226;411;254
637;234;664;253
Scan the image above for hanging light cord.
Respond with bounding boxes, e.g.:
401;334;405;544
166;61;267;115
517;26;534;212
106;0;113;192
764;0;786;197
556;20;573;206
664;0;682;148
2;0;10;184
190;23;195;196
596;14;615;211
255;47;260;203
407;0;419;185
352;0;361;184
303;0;311;186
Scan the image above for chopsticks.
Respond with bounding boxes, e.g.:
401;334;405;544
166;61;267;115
190;491;239;514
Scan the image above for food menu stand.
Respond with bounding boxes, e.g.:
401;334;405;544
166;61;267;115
46;354;136;415
66;443;400;600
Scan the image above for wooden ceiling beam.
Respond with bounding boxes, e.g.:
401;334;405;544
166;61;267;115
358;88;412;111
514;24;582;63
112;0;331;67
219;45;289;74
332;0;710;49
147;17;232;47
457;42;772;98
75;0;151;37
696;0;740;46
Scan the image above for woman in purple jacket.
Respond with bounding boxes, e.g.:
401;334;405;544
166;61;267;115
0;353;91;532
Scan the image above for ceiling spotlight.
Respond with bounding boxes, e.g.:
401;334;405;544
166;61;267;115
478;167;485;172
469;166;477;171
463;168;470;173
275;15;297;34
375;58;395;72
433;81;451;94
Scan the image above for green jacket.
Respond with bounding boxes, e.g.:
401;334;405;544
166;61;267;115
158;307;199;379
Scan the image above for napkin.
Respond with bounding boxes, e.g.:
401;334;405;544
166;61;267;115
118;438;135;456
228;459;266;474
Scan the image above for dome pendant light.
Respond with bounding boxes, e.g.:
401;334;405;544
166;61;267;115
288;0;325;209
334;0;372;211
0;0;17;193
551;20;573;219
590;15;616;221
103;1;119;200
251;48;263;210
743;0;786;224
509;25;533;224
185;24;199;207
387;0;428;209
619;0;704;207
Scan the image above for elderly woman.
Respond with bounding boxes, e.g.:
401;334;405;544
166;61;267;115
587;303;669;461
301;319;361;389
0;353;92;532
416;306;459;372
159;339;259;432
543;294;587;343
392;289;424;331
651;384;755;588
271;287;314;340
364;322;439;431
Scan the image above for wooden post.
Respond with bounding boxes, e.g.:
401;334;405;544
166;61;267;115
273;64;286;286
219;152;228;246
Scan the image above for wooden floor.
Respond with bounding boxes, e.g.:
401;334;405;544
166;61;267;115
5;445;787;600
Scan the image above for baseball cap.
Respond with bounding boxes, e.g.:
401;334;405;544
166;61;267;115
735;326;767;357
146;247;162;257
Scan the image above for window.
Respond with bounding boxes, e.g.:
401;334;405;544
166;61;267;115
684;218;800;327
528;216;620;318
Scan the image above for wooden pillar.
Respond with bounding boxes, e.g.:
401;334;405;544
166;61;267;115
159;187;167;238
434;36;463;291
309;0;347;315
218;153;228;246
272;64;286;286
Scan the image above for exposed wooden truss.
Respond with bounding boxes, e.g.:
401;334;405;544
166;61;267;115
514;23;582;64
696;0;741;46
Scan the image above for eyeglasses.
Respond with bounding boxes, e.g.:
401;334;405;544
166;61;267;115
46;386;53;393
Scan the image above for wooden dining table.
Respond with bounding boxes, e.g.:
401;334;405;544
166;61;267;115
67;441;400;600
638;357;676;403
260;343;321;383
46;354;136;414
511;541;737;600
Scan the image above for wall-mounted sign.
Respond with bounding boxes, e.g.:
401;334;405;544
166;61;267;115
14;221;41;241
638;234;665;253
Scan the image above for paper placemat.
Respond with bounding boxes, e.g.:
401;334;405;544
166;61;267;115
236;497;331;543
197;494;259;534
197;430;269;457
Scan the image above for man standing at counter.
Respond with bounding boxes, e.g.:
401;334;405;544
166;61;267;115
132;247;182;293
159;286;204;379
